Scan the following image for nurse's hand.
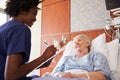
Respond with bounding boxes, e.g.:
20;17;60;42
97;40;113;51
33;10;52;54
42;45;57;60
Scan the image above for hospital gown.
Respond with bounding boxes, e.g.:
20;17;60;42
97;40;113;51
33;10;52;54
52;52;112;80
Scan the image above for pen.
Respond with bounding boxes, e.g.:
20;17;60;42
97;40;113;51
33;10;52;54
44;40;49;47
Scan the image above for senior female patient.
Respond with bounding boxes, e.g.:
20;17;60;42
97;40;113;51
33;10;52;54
51;34;112;80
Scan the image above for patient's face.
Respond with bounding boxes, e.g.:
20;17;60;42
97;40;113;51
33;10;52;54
73;38;90;53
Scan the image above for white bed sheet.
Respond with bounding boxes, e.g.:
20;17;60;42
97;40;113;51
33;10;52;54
32;77;88;80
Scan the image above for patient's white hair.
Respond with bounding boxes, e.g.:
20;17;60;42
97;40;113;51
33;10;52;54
73;34;91;45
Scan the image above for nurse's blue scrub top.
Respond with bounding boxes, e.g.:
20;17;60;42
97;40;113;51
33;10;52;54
0;19;31;80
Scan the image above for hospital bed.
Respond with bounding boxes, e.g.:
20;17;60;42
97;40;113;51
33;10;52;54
34;28;120;80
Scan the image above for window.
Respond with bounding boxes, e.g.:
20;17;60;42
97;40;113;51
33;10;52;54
0;8;8;26
0;0;8;26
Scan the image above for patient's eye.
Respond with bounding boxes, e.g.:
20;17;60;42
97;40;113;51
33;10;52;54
74;39;81;45
78;39;82;42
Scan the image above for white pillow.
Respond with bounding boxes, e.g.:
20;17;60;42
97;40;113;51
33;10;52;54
91;33;119;70
106;39;119;70
118;44;120;70
112;70;120;80
90;33;108;57
63;41;78;57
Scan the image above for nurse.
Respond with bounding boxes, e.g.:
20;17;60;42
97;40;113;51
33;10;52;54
0;0;57;80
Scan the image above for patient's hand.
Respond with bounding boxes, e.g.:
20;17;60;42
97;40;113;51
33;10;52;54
53;72;73;78
42;72;52;77
53;72;88;78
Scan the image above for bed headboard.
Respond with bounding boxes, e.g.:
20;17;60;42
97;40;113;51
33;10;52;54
40;28;112;76
70;28;111;42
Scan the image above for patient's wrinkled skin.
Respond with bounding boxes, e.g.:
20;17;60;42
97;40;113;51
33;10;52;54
73;35;90;58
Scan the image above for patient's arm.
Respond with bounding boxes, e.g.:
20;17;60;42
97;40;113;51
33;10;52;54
56;71;106;80
87;71;106;80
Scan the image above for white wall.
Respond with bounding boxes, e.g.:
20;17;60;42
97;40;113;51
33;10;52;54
71;0;110;32
0;0;6;9
28;4;42;76
0;0;8;26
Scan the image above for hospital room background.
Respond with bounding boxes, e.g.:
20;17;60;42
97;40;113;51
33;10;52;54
0;0;120;78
